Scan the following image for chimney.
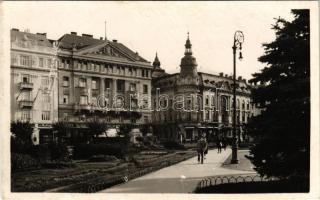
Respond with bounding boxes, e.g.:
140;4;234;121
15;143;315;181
238;76;242;81
219;72;224;77
82;33;93;38
37;33;47;37
112;39;117;43
11;28;19;32
100;37;103;40
225;74;228;77
71;32;77;35
243;79;247;83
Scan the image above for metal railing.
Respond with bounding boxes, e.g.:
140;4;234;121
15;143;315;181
195;174;278;191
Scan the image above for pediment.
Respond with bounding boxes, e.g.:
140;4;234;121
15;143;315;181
76;43;132;61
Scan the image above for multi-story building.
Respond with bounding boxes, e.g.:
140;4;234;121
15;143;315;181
151;34;257;143
10;29;58;144
56;32;153;143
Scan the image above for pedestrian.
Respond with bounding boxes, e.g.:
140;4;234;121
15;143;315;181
222;138;227;151
197;135;207;164
204;137;208;159
216;140;221;153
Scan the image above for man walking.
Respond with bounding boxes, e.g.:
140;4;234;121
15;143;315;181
216;139;222;154
197;135;207;164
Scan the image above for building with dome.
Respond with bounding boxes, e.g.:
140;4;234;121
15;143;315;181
151;34;257;143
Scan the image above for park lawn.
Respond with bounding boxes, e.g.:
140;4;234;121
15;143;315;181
11;150;196;192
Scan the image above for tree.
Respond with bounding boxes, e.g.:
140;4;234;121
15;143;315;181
246;10;310;179
52;121;70;143
11;121;34;147
86;117;108;138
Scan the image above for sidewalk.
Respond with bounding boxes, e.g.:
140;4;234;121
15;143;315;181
100;148;254;193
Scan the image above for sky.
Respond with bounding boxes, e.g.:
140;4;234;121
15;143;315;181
2;1;312;80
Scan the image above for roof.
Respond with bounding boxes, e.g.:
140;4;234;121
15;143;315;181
57;33;148;62
11;29;53;47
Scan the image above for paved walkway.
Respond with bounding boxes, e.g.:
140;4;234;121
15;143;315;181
100;148;254;193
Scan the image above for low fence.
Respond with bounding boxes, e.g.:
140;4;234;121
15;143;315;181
196;174;278;191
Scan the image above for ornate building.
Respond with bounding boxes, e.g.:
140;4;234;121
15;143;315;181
151;34;256;143
56;32;153;143
10;29;58;144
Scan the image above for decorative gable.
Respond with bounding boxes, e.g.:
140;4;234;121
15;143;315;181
78;43;132;61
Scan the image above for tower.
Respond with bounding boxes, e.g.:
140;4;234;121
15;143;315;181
180;32;198;78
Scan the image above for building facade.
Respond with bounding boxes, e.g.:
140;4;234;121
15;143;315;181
56;32;153;143
151;34;257;143
10;29;58;144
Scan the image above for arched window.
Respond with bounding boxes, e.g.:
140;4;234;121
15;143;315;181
237;99;240;109
220;96;228;112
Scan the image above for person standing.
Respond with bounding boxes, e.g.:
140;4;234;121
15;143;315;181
197;135;207;164
216;139;222;153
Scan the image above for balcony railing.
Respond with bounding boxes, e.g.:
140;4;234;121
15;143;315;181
19;82;33;90
19;100;33;109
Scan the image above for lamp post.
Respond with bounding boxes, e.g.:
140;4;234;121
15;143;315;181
231;31;244;164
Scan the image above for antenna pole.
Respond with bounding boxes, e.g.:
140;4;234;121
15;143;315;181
104;21;107;40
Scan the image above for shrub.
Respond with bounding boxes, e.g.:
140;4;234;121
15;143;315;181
27;144;51;162
41;161;76;169
11;153;41;172
88;155;118;162
162;140;185;150
136;136;144;143
73;143;125;159
49;143;71;162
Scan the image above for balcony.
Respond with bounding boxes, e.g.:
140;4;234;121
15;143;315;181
19;82;33;90
19;100;33;109
74;104;91;111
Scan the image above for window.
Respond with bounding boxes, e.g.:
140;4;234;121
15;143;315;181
47;59;52;68
117;66;120;74
43;94;50;103
39;58;44;68
22;75;29;83
143;84;148;94
133;69;137;76
63;95;69;104
206;110;210;120
21;91;32;101
63;113;69;121
146;70;149;77
105;79;111;89
247;101;250;110
41;76;49;87
20;55;32;67
142;69;145;77
129;83;136;92
80;95;88;105
63;76;69;87
116;80;125;92
205;96;209;105
92;80;97;89
237;99;240;109
128;68;133;76
92;96;97;106
42;111;50;121
211;96;215;106
79;78;86;87
21;110;31;121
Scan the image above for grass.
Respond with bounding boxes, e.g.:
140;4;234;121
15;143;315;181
11;150;196;192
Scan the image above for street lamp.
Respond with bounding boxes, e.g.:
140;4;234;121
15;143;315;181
231;31;244;164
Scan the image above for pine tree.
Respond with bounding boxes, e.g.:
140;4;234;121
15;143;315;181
246;9;310;179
